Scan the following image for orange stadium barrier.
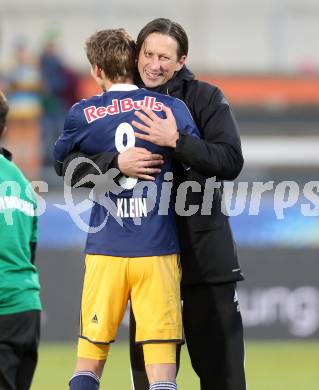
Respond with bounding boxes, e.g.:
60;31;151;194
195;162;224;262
197;75;319;106
77;74;319;107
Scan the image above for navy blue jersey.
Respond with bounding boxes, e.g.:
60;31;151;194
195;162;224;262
54;84;199;257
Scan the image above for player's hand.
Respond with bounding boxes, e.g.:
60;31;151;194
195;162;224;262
117;147;164;180
132;105;179;148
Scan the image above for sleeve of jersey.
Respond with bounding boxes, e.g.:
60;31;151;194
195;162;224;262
172;99;200;139
53;104;84;164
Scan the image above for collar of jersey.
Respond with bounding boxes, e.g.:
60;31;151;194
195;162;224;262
108;84;138;92
0;147;12;161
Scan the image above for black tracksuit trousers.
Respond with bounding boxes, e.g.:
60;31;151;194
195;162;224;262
129;283;246;390
0;310;40;390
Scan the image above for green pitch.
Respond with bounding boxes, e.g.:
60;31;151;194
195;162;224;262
31;341;319;389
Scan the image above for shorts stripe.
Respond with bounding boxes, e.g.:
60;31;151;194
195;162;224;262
136;338;184;345
78;335;115;345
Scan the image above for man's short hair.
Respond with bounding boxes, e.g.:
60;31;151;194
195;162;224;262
0;91;9;138
136;18;188;60
86;29;136;82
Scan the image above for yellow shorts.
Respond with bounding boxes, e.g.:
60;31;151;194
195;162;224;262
79;254;182;349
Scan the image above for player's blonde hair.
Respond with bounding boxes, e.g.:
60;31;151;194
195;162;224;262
86;29;136;82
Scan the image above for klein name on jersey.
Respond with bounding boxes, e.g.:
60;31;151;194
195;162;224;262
84;96;163;124
117;197;147;218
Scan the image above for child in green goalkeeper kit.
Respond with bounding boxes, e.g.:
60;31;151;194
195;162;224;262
0;91;41;390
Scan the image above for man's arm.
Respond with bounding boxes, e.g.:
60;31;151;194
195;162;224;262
55;150;119;188
133;84;244;181
173;84;243;180
57;148;164;188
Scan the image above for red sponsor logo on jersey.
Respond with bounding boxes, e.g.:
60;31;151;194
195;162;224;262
83;96;163;123
84;100;119;123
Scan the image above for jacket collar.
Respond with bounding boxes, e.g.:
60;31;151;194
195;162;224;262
0;147;12;161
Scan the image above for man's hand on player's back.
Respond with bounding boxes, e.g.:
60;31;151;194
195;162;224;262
133;105;180;148
118;146;164;180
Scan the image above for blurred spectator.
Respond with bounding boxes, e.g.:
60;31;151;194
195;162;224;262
39;34;79;166
5;38;42;120
3;38;42;180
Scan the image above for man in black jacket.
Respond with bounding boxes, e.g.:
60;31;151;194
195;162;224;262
55;18;246;390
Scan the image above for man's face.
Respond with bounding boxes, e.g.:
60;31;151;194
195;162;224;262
138;33;186;88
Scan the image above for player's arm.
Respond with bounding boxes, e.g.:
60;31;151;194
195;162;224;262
53;105;103;188
53;104;115;187
171;98;200;139
54;104;83;170
53;102;117;182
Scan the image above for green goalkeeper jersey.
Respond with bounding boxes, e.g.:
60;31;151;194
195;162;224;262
0;149;41;315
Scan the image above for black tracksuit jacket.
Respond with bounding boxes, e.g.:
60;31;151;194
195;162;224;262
55;66;244;285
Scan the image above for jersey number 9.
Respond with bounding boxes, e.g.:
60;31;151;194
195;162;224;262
115;122;138;190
